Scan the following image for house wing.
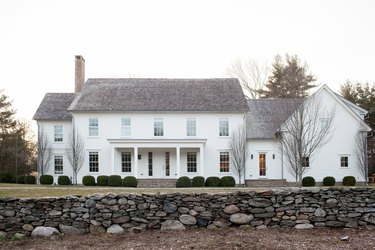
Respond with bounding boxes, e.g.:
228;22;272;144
33;93;76;121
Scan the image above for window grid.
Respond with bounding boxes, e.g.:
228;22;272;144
302;157;310;168
219;118;229;136
340;156;348;167
165;152;170;176
220;152;229;172
54;155;63;174
154;118;164;136
186;118;196;136
259;154;266;176
121;118;131;137
54;125;63;142
89;152;99;172
89;118;99;136
148;152;153;176
187;152;197;172
121;152;132;172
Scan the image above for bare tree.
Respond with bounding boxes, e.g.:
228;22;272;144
355;128;369;184
276;95;335;185
66;125;85;185
228;126;248;186
37;125;52;182
227;58;268;99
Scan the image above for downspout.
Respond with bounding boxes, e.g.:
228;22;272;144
243;113;247;187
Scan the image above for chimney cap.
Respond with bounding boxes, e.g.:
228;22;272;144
75;55;85;61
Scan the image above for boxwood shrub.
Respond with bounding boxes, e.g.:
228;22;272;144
192;176;205;187
176;176;191;188
16;175;25;184
40;175;54;185
123;176;137;187
343;176;356;186
302;176;316;187
108;175;122;187
97;175;109;186
82;175;96;186
58;175;71;185
25;175;36;184
220;176;236;187
205;176;221;187
323;176;336;186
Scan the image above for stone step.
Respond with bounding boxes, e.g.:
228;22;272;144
137;179;177;188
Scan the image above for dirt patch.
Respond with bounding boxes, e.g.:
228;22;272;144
1;228;374;250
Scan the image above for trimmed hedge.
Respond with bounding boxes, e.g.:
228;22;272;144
40;175;54;185
16;175;25;184
108;175;122;187
192;176;205;187
58;175;71;185
97;175;109;186
82;175;96;186
205;176;220;187
323;176;336;186
176;176;191;188
220;176;236;187
0;173;15;183
25;175;36;184
123;176;137;187
302;176;316;187
343;176;356;186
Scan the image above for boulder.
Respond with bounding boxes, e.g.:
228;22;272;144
89;225;106;234
230;213;254;224
161;220;185;231
107;224;124;234
31;226;59;237
223;205;240;214
179;214;197;225
295;224;314;229
213;218;232;228
59;224;85;235
163;202;178;213
22;224;34;232
314;208;326;217
178;207;190;214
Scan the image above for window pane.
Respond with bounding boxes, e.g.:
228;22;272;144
148;152;153;176
121;152;132;172
219;118;229;136
187;118;196;136
89;118;99;136
121;118;131;137
89;152;99;172
220;152;229;172
154;118;164;136
340;156;348;167
54;125;63;142
302;157;309;168
54;155;63;174
187;152;197;172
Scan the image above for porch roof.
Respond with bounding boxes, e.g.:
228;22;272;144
107;138;207;148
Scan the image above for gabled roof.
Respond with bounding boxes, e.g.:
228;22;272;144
33;93;76;121
246;98;303;139
68;78;249;112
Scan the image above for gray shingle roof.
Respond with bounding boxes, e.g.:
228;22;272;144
68;78;249;112
246;99;303;139
33;93;76;120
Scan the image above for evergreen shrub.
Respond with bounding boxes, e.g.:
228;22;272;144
302;176;316;187
82;175;96;186
108;175;122;187
123;176;137;187
323;176;336;186
58;175;71;185
192;176;205;187
25;175;36;184
220;176;236;187
40;175;54;185
205;176;221;187
97;175;109;186
176;176;191;188
343;176;356;186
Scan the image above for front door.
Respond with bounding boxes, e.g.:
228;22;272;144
165;152;170;176
259;153;266;177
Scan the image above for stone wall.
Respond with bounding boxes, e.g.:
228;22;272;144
1;188;375;237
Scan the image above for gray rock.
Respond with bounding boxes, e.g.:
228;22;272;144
207;224;218;230
345;220;358;228
326;221;345;227
129;224;147;234
114;216;130;224
326;198;338;204
199;211;212;218
179;214;197;225
102;198;117;205
59;224;85;235
178;207;190;214
281;220;296;227
249;208;266;214
49;210;62;216
256;225;267;230
22;224;34;232
189;210;198;217
223;205;240;214
230;213;254;224
163;202;178;213
213;218;232;228
118;198;128;205
161;220;185;231
361;213;375;224
107;224;124;234
31;226;59;237
295;224;314;229
248;198;272;208
85;199;96;208
132;217;149;223
0;210;15;217
197;218;208;227
70;207;89;213
138;203;149;210
89;225;106;234
194;206;205;212
314;208;326;217
14;233;25;239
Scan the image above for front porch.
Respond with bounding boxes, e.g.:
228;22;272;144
107;139;207;179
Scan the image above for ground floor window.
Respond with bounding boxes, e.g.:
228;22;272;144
121;152;131;172
89;152;99;172
301;157;310;168
165;152;170;176
340;156;349;167
220;152;229;172
259;153;266;176
187;152;197;172
148;152;153;176
54;155;63;174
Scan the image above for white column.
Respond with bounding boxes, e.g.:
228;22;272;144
176;146;180;178
134;147;138;178
200;145;204;177
111;146;115;175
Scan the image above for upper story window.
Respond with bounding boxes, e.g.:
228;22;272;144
121;118;131;137
54;155;63;174
89;118;99;136
340;156;349;167
54;125;63;142
89;152;99;172
186;118;196;137
154;118;164;136
220;151;230;172
301;157;310;168
219;118;229;136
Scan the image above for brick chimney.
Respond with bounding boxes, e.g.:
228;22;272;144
75;55;85;92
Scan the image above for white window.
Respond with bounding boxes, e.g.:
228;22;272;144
187;152;197;172
340;156;349;167
121;118;131;137
89;118;99;136
220;152;230;172
186;118;196;136
121;152;132;172
154;118;164;136
89;152;99;172
54;155;63;174
219;118;229;136
54;125;63;142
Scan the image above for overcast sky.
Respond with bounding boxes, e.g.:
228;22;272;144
1;0;374;125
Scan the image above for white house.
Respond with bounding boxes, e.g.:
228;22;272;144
33;56;371;186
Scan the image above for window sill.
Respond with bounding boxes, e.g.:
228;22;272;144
88;136;100;139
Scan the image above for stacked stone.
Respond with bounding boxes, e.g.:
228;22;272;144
1;188;375;237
